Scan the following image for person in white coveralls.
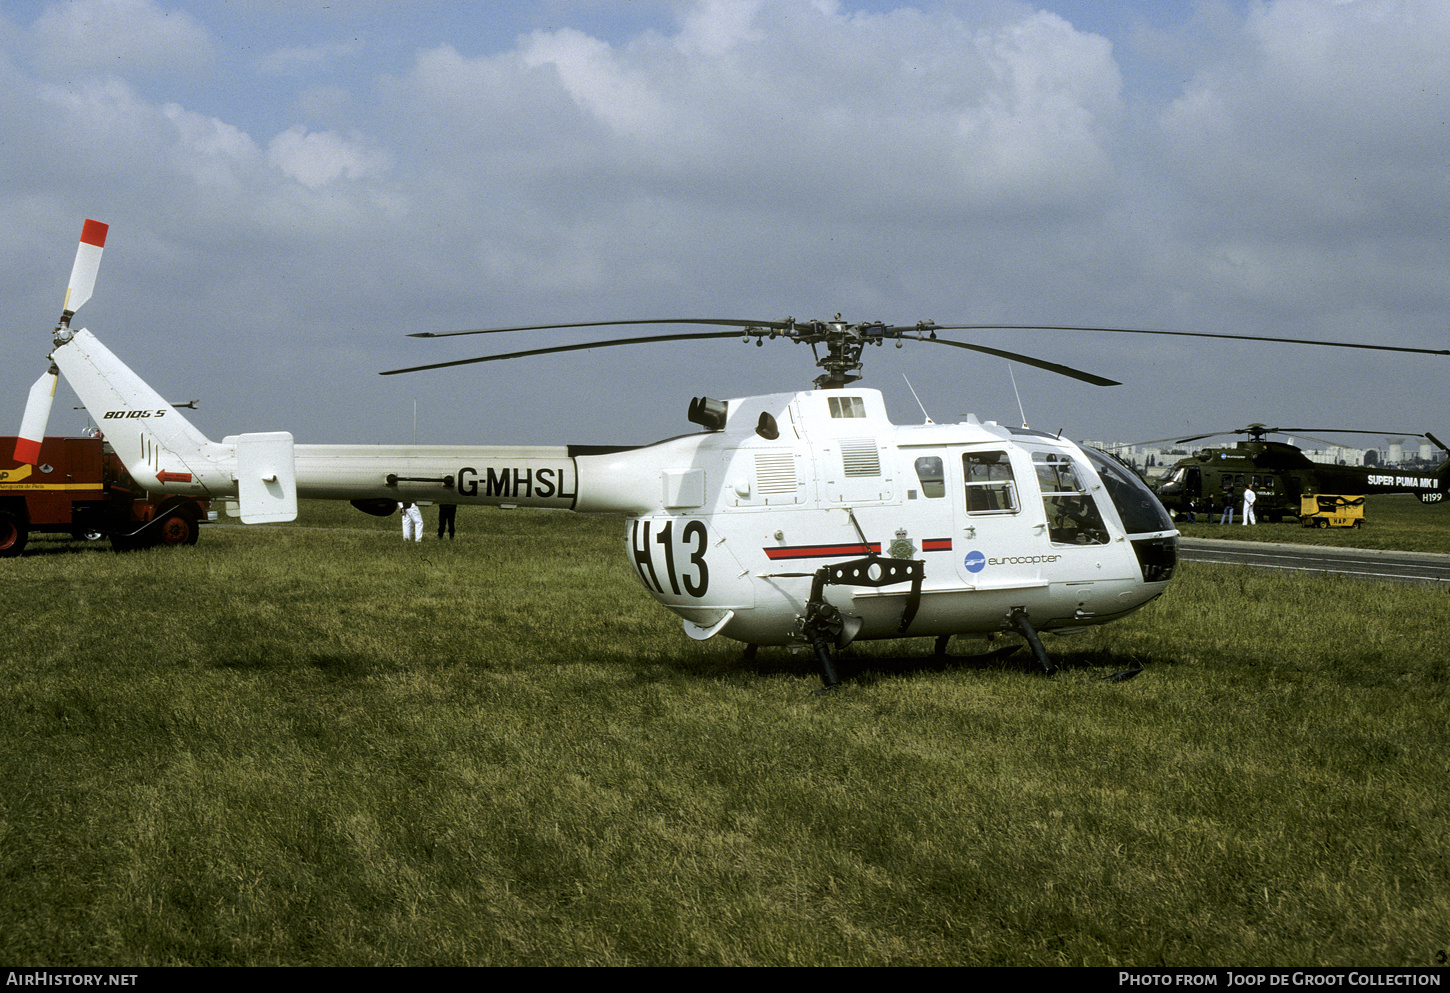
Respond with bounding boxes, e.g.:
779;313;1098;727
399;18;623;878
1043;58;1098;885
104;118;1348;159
399;501;424;542
1241;485;1257;525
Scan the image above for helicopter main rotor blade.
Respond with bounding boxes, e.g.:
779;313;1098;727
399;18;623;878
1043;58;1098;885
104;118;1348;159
926;324;1450;357
391;315;1441;386
415;318;1449;357
387;323;1121;386
409;318;795;338
381;330;756;375
914;336;1120;387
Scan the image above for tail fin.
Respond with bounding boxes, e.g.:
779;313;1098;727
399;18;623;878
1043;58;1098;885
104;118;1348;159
50;328;231;495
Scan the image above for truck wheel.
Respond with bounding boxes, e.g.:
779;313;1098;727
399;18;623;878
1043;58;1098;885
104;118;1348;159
155;511;200;547
0;512;28;557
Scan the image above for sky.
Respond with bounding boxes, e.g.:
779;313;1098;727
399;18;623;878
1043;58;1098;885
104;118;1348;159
1;0;1446;450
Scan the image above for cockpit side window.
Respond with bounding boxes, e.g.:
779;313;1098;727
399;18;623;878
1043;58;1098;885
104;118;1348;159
963;451;1018;514
1033;451;1109;545
914;456;945;498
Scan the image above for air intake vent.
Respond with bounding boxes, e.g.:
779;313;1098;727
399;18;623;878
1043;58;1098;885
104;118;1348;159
754;452;797;494
841;439;881;477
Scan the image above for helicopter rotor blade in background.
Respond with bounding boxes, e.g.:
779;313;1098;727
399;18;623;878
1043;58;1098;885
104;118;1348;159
1132;426;1434;447
1267;428;1429;439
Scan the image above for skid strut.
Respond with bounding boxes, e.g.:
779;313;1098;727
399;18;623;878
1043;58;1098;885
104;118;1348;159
1009;608;1056;676
798;554;924;691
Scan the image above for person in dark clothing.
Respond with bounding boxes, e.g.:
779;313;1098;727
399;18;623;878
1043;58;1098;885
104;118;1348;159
437;503;457;540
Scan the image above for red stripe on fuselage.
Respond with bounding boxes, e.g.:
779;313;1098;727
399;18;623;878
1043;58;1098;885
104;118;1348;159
764;543;880;561
763;538;953;560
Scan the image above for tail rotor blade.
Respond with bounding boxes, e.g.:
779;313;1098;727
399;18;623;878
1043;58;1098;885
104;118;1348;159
14;366;59;464
62;218;108;320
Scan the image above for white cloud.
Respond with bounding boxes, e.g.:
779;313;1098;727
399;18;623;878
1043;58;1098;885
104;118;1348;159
951;11;1121;199
30;0;213;77
257;39;366;78
1155;0;1450;326
266;126;393;188
388;2;1122;220
673;0;766;55
161;103;262;188
520;27;678;141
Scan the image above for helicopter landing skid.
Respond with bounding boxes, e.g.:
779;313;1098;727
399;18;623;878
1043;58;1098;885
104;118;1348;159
1008;608;1057;676
933;636;1023;666
799;555;925;693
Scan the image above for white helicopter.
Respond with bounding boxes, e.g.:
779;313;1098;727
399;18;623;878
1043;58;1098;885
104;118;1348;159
16;221;1449;689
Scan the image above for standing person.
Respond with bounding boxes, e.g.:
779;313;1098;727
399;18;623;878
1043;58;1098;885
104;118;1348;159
437;503;457;540
1220;487;1234;525
1242;485;1257;525
399;501;423;542
1186;496;1197;524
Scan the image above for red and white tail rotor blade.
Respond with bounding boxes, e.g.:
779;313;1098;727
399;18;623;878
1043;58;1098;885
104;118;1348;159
15;220;109;463
62;218;108;320
14;365;59;464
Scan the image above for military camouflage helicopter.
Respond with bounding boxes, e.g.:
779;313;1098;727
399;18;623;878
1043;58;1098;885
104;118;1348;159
13;221;1449;689
1150;425;1450;522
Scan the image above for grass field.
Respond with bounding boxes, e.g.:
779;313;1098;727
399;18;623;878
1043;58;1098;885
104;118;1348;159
2;497;1447;966
1175;493;1450;553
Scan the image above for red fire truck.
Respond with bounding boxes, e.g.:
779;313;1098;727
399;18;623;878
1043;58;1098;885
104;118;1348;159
1;434;213;556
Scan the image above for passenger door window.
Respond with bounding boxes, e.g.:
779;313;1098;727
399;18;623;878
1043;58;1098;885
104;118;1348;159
963;451;1018;514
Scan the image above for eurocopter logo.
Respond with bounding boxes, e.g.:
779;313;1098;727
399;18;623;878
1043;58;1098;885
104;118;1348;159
965;550;1063;573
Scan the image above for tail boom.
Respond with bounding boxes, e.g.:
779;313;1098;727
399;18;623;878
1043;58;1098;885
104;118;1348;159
49;327;661;521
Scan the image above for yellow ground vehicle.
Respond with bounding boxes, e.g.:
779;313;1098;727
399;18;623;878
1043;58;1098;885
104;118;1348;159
1300;494;1364;528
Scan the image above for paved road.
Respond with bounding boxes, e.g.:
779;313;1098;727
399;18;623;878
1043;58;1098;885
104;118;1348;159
1178;537;1450;586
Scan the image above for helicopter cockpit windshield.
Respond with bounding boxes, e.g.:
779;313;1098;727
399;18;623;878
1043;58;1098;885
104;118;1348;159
1082;447;1178;582
1083;448;1175;535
